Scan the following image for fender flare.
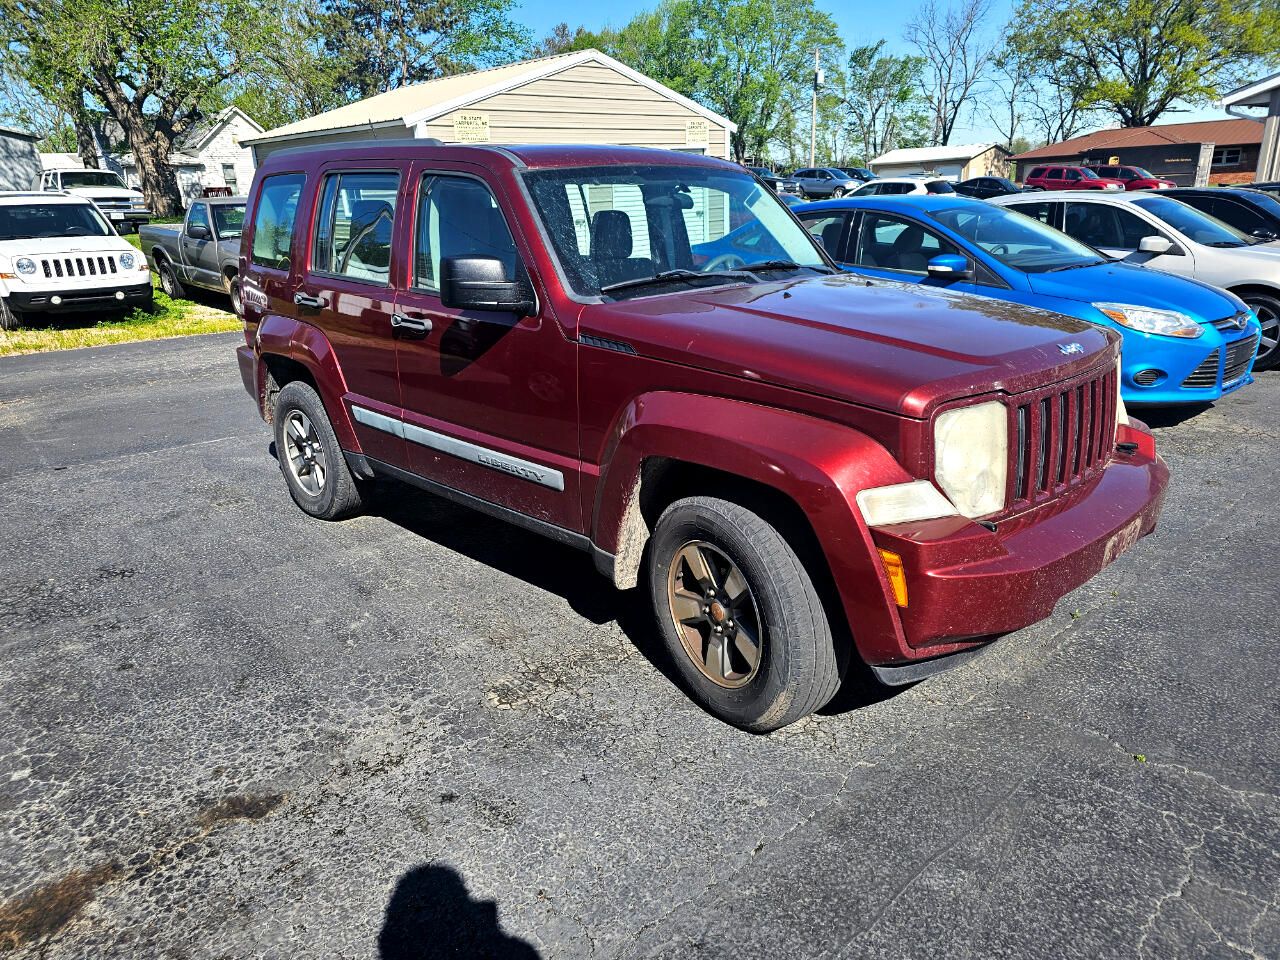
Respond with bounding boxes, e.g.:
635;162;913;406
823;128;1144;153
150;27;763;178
255;314;360;451
592;391;920;665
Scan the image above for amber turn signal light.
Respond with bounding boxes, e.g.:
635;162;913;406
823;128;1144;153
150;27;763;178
878;549;908;608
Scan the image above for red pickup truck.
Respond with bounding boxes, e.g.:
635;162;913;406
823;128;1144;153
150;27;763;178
236;141;1168;731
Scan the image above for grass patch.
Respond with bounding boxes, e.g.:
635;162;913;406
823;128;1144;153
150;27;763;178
0;286;239;357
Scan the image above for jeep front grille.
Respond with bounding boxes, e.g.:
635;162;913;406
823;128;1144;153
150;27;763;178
1224;334;1258;384
1007;363;1117;511
40;256;119;279
1181;350;1220;388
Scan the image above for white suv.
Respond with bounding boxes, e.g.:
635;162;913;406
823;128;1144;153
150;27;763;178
0;193;153;328
35;168;151;233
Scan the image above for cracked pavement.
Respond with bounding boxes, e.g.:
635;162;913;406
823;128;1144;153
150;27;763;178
0;332;1276;959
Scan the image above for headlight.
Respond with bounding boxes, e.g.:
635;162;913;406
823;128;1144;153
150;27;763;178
15;257;36;275
1095;302;1202;338
934;400;1008;518
120;252;136;270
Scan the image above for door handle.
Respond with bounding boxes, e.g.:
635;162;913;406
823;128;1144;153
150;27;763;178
391;313;432;335
293;292;327;309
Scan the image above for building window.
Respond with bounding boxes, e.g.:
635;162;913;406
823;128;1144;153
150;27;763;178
1212;147;1243;167
222;163;238;193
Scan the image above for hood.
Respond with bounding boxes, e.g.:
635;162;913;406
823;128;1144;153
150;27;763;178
0;236;136;258
583;273;1116;418
1026;261;1241;321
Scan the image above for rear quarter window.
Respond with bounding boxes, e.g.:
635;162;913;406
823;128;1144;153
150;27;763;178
250;173;306;271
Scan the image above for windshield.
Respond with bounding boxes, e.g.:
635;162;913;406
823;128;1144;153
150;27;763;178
59;171;128;190
0;202;112;240
523;163;829;297
1134;195;1251;247
1131;167;1156;179
212;203;246;239
1077;168;1101;180
929;203;1104;273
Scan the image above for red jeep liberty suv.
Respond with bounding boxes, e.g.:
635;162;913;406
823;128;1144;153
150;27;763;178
236;141;1168;731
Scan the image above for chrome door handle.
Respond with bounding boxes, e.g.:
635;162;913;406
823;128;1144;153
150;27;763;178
293;292;327;309
391;313;432;335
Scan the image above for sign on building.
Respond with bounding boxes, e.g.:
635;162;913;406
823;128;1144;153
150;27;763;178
685;119;709;148
452;112;491;143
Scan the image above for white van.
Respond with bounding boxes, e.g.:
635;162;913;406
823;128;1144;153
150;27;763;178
35;168;151;233
0;193;153;328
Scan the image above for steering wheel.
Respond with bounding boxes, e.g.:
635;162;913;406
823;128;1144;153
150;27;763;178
704;253;746;272
989;243;1009;256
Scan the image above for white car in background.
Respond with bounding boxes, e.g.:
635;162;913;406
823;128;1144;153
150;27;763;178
35;168;152;233
850;176;957;197
991;190;1280;369
0;193;153;329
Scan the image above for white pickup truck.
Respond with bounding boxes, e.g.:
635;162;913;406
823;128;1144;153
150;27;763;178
35;168;152;233
0;193;153;328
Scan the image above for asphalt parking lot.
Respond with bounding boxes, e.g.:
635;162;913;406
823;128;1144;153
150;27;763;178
1;331;1277;959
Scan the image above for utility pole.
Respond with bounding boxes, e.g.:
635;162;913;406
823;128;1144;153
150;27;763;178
809;47;821;168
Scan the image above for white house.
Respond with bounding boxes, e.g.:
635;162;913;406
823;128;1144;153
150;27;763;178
870;143;1011;180
114;106;263;199
245;49;736;164
0;126;42;191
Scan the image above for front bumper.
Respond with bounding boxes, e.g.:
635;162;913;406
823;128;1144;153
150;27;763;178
1119;319;1260;405
99;208;152;223
867;421;1168;657
8;282;152;314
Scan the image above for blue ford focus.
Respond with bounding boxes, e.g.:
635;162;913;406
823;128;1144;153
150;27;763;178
783;196;1261;405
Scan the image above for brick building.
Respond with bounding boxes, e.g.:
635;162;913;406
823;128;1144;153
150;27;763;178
1012;119;1265;186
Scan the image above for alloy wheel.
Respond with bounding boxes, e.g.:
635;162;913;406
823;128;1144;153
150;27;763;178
666;540;763;688
1250;301;1279;364
283;410;327;496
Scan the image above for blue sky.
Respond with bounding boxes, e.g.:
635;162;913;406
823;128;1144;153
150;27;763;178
511;0;1225;145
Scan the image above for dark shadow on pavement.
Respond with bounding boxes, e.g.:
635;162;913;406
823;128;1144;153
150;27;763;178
1134;403;1213;430
378;864;541;959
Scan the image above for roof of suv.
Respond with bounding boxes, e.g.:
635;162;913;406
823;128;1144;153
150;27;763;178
265;139;739;173
0;192;96;207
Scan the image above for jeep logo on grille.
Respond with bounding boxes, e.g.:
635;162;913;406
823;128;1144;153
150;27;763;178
1058;342;1085;356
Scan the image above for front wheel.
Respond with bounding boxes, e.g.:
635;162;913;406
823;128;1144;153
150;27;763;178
1241;292;1280;371
273;381;365;520
0;297;21;330
647;496;842;732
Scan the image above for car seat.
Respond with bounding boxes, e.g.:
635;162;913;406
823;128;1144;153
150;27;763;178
591;211;655;288
890;225;930;272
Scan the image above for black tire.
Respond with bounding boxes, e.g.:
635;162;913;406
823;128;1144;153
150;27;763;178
228;276;243;317
0;297;21;330
647;496;842;732
272;381;364;520
831;186;846;198
1239;291;1280;371
157;260;185;299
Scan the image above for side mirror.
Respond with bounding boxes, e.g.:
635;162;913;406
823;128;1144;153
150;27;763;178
188;223;211;240
440;256;535;316
926;254;974;281
1138;235;1172;255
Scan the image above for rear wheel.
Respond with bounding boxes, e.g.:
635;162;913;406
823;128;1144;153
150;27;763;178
273;381;365;520
157;260;185;299
831;187;846;198
228;275;243;317
647;496;842;732
1240;292;1280;371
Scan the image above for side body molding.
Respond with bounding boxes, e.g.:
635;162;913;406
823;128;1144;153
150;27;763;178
590;391;922;666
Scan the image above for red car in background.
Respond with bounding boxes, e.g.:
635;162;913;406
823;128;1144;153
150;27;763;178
1085;164;1177;190
1023;165;1126;191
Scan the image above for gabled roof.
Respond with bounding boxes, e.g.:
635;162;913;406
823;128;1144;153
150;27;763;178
177;106;263;153
245;49;736;146
1015;119;1264;159
871;143;1004;166
1220;71;1280;109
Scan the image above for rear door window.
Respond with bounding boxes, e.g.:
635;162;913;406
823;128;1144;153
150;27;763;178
1008;201;1058;227
312;171;400;284
1063;202;1156;249
851;212;960;274
250;173;305;271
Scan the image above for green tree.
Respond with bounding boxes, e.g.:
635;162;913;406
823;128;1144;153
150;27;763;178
528;23;608;58
1012;0;1280;128
318;0;530;100
0;0;267;215
838;41;931;163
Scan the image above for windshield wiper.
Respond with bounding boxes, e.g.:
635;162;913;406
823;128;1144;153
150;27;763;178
740;259;836;275
1207;240;1246;248
1046;259;1108;272
599;268;750;296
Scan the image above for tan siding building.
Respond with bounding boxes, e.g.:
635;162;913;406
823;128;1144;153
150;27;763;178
246;51;734;163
